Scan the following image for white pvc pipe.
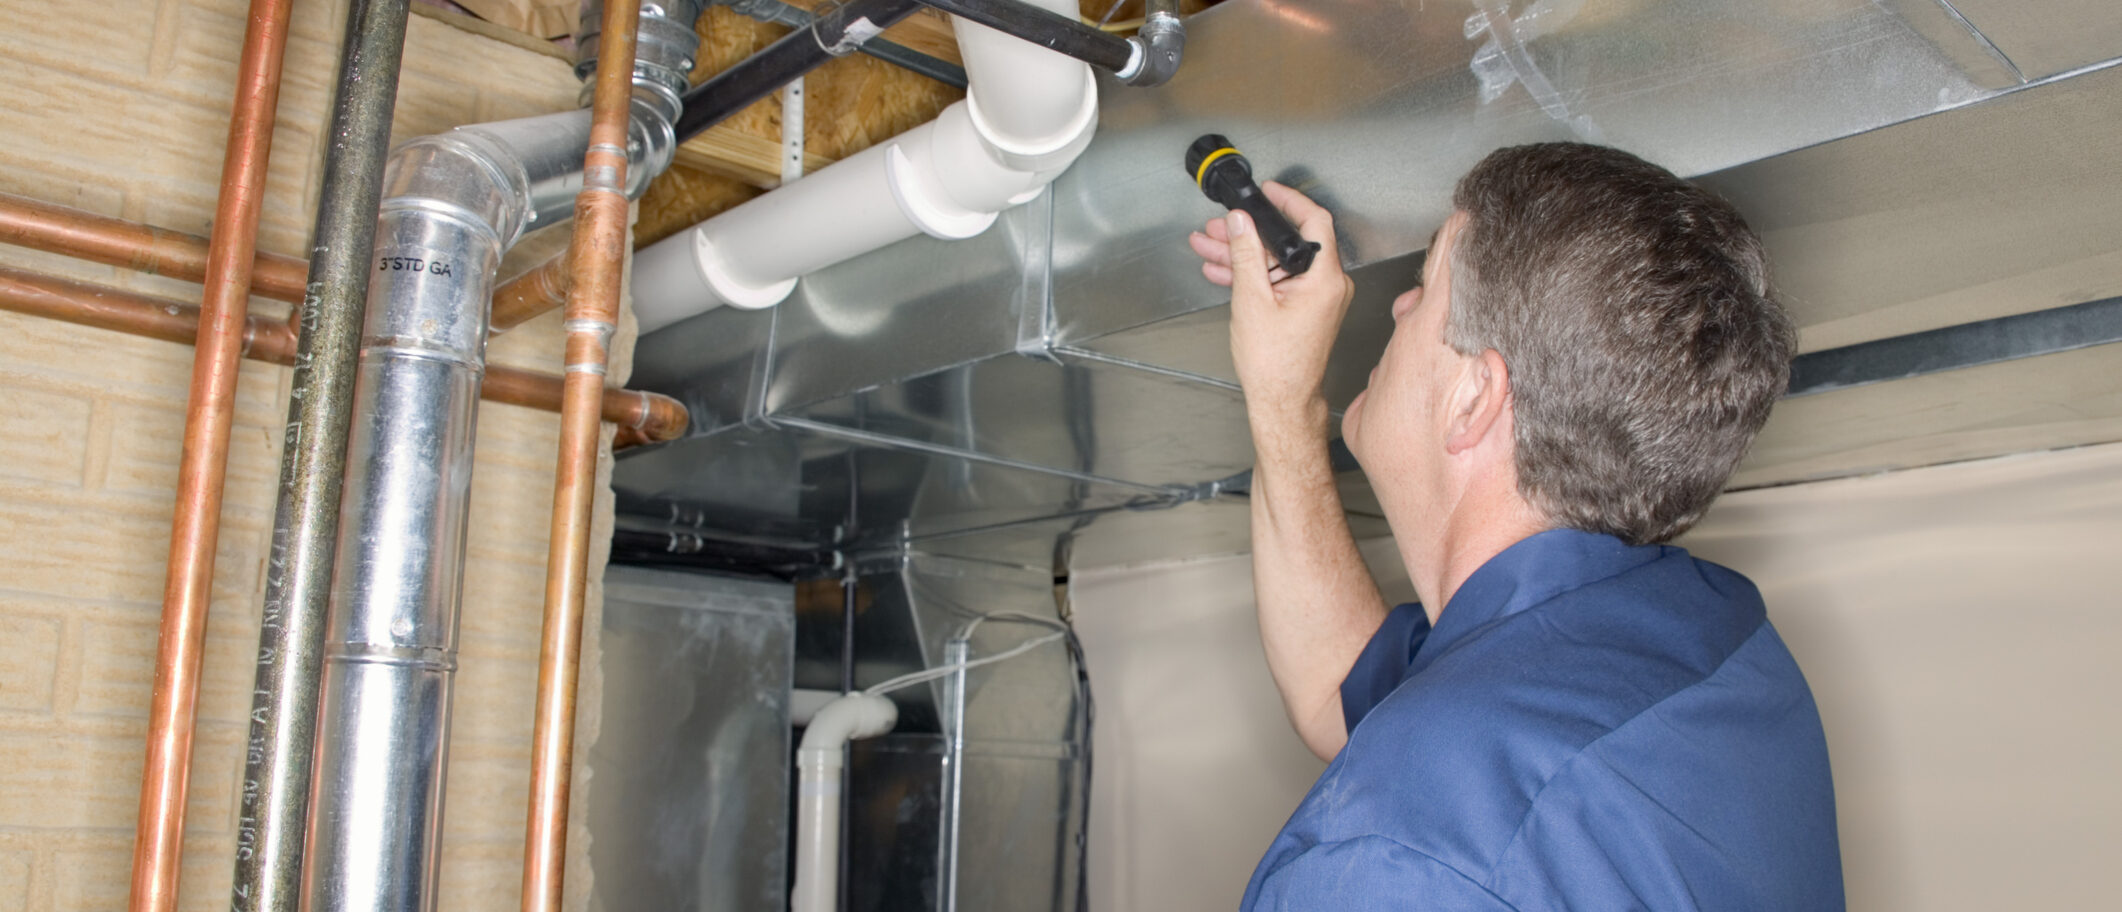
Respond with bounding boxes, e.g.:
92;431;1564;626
792;692;898;912
631;0;1098;332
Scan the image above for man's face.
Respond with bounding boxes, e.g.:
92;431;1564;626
1343;211;1472;485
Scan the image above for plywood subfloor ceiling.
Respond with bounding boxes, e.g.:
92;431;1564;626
424;1;1222;245
647;1;1222;244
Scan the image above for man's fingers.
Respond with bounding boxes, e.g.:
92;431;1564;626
1189;230;1232;268
1261;181;1339;256
1225;209;1277;304
1201;261;1235;287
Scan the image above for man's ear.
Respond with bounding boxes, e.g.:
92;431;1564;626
1444;349;1511;455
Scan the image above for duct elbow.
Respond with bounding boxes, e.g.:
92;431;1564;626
380;131;537;247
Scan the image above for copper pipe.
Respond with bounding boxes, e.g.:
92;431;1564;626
491;249;573;332
0;191;308;304
481;369;688;441
130;1;293;910
0;193;584;333
522;0;641;908
0;266;687;444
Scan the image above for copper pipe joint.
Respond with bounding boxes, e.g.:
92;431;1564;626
522;1;644;909
491;249;574;332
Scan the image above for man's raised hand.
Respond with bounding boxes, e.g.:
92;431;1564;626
1187;181;1355;432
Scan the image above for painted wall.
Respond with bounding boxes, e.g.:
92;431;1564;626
0;3;627;909
1070;442;2122;910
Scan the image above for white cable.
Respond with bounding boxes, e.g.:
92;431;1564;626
863;631;1065;697
957;610;1071;640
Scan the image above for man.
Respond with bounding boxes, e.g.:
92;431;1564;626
1187;143;1842;910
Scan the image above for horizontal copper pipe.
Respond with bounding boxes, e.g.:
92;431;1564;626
0;191;309;304
491;250;572;332
0;266;688;443
0;193;583;333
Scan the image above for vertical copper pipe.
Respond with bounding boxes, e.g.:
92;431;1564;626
129;1;293;911
0;192;309;304
521;1;640;909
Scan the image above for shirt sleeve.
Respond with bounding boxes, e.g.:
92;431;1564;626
1339;602;1430;734
1244;836;1517;911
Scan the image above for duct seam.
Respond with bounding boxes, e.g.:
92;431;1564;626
1465;0;1604;142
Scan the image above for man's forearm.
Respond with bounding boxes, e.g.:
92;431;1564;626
1249;398;1390;762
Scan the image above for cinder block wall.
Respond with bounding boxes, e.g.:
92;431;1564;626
0;2;627;909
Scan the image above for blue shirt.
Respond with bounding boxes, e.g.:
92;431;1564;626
1241;529;1842;911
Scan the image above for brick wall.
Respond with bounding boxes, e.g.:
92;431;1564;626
0;2;627;909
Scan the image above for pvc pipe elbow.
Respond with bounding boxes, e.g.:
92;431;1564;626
797;692;899;767
963;65;1100;173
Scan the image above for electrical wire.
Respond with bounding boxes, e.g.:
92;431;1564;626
872;606;1095;909
861;630;1065;697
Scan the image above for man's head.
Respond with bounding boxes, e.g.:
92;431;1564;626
1348;142;1794;547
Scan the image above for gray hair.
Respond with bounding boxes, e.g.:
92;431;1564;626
1446;143;1795;545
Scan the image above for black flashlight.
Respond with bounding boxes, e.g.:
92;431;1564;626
1185;133;1321;277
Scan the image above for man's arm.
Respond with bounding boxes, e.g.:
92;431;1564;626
1190;183;1390;761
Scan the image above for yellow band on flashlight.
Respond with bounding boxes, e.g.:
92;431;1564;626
1194;147;1241;187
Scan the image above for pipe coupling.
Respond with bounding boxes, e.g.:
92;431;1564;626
575;0;707;103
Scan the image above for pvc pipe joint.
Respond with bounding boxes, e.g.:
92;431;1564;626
792;692;898;912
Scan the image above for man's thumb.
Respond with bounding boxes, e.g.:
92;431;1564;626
1225;209;1273;296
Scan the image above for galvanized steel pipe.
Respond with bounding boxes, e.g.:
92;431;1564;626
231;2;411;910
303;115;578;912
129;2;293;909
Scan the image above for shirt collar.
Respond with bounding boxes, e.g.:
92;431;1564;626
1409;528;1669;676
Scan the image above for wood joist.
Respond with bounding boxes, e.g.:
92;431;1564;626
428;2;1221;245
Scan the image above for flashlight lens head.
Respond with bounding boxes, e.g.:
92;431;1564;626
1186;133;1243;183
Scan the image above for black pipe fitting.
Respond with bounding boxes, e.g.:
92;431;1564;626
917;0;1135;73
1121;4;1185;87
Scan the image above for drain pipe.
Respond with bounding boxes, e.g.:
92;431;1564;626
300;3;701;909
520;0;643;908
635;0;1098;329
793;693;899;912
630;0;1185;330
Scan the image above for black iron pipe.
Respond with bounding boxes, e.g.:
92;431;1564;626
674;0;925;142
229;2;410;910
726;0;968;88
608;528;838;580
915;0;1135;73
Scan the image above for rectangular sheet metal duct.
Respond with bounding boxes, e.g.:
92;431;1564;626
619;0;2122;570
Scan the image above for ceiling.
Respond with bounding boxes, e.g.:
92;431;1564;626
614;0;2122;572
